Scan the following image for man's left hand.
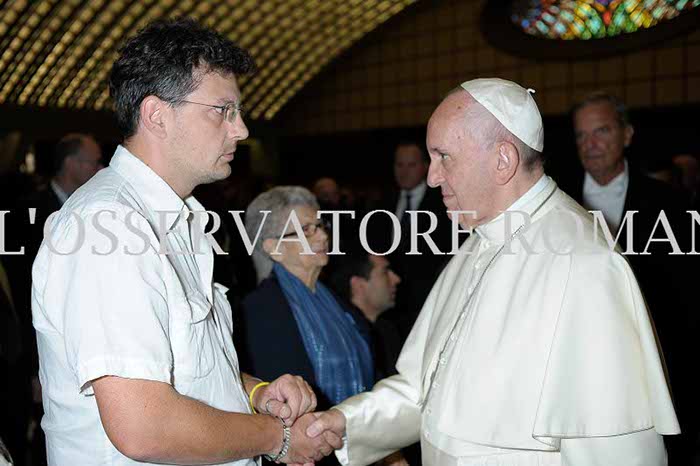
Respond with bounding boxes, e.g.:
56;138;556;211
253;375;317;425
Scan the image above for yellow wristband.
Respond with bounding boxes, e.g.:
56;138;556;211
249;381;270;414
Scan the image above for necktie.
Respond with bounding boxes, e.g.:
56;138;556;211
400;192;412;241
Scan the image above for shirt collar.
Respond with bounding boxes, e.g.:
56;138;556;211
110;145;191;230
475;175;556;244
50;179;70;205
583;159;628;196
401;180;427;200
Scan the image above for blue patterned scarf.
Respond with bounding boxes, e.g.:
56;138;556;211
274;263;373;404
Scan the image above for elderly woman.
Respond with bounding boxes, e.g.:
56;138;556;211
238;186;374;413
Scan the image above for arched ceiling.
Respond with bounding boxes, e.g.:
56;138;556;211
0;0;416;121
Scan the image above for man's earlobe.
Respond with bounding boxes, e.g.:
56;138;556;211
624;125;635;148
141;96;167;138
350;276;363;298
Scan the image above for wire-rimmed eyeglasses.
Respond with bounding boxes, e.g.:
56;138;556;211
181;100;245;124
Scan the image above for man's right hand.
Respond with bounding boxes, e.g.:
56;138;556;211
279;412;344;465
305;409;347;442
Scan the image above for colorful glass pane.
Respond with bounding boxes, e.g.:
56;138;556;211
511;0;700;39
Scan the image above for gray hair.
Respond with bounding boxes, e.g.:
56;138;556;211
245;186;319;282
572;92;630;127
446;87;543;171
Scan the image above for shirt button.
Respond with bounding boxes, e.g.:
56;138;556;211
475;260;482;269
450;334;457;342
439;357;447;365
467;285;474;294
426;408;432;415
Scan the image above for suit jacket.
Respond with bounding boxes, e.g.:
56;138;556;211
369;186;458;339
25;184;63;247
371;313;403;380
236;273;373;410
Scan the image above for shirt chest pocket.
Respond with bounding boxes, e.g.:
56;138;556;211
172;289;216;380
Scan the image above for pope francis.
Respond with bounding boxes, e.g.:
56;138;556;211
306;78;680;466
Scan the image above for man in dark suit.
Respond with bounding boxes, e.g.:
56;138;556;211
372;141;456;340
328;251;403;380
568;93;697;465
328;251;420;466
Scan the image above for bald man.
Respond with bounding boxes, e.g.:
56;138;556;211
306;79;679;466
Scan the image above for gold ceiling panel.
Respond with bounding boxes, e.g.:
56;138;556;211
0;0;416;120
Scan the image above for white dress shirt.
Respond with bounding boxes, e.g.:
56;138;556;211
32;146;255;466
582;160;629;233
335;176;678;466
50;179;69;206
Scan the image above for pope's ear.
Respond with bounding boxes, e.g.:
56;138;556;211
494;141;519;185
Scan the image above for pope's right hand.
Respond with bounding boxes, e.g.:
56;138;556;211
305;409;347;442
280;412;343;465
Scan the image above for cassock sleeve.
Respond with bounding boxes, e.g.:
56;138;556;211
334;374;422;466
333;272;443;465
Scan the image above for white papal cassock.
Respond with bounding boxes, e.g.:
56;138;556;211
335;176;680;466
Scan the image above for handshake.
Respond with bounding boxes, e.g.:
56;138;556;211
251;374;347;465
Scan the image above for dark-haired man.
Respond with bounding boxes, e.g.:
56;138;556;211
32;19;338;466
377;141;455;340
329;252;402;380
329;252;417;466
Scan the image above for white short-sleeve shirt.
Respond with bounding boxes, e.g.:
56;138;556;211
32;146;256;466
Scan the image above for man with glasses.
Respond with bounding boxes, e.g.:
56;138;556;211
32;19;339;466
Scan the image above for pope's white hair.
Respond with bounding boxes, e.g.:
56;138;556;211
446;87;542;171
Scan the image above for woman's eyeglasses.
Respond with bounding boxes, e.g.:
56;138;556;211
280;219;331;238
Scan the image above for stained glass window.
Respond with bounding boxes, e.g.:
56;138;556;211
511;0;700;39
